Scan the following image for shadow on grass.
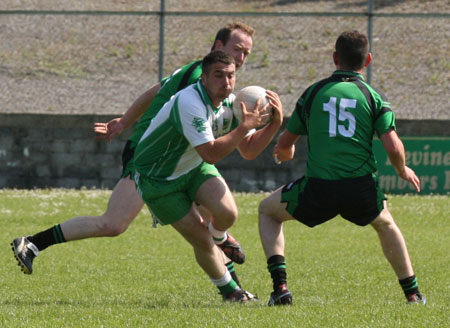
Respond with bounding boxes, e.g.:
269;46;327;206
0;298;267;309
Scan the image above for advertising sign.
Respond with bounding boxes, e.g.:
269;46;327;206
373;137;450;194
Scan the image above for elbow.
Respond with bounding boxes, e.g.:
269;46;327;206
201;154;219;164
238;149;260;160
241;153;258;161
246;154;258;161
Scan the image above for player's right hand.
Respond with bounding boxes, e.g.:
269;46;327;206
94;118;124;141
273;143;295;163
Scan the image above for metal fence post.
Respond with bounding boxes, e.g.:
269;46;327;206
158;0;166;81
367;0;374;84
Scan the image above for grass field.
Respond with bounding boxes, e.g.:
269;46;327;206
1;189;449;327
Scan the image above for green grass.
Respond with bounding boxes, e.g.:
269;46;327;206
1;190;449;327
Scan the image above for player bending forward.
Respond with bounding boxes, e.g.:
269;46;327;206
133;50;282;302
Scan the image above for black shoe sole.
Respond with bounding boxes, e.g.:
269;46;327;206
11;242;31;275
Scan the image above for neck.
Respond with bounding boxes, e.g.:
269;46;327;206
336;66;364;74
212;98;221;107
209;96;222;108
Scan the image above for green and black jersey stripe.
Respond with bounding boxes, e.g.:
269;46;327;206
288;70;396;180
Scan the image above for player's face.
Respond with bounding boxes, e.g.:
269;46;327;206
202;62;236;106
217;29;252;70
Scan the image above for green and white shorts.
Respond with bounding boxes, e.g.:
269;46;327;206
135;162;221;226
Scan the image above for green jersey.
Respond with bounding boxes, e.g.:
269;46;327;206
288;70;395;180
134;80;238;181
129;60;203;144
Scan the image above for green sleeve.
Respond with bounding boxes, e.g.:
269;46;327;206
372;92;396;137
287;98;307;135
375;110;396;137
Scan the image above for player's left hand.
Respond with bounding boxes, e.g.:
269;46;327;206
398;165;421;192
94;118;125;141
240;97;271;130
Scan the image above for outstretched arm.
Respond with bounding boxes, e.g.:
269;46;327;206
94;83;161;141
237;90;283;160
380;129;420;192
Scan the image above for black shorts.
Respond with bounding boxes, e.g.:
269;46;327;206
281;174;386;227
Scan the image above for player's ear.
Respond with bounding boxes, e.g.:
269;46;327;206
333;51;339;66
213;40;224;51
201;71;207;85
364;52;372;67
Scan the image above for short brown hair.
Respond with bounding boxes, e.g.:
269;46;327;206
335;30;369;70
202;50;235;75
211;22;255;51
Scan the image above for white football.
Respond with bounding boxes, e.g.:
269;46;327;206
233;86;272;125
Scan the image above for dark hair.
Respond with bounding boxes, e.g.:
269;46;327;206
335;30;369;70
211;22;255;51
202;51;235;75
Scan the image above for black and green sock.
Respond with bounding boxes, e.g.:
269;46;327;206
399;275;420;297
28;224;66;251
267;255;287;290
226;261;241;288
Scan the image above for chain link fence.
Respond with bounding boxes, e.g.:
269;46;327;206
1;1;449;119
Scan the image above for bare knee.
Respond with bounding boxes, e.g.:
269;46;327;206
98;214;130;237
213;205;238;229
258;191;282;218
258;197;271;217
224;205;238;223
371;209;397;233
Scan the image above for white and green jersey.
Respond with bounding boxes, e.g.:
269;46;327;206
134;80;238;181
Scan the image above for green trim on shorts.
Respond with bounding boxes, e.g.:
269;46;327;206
136;162;221;225
372;173;387;214
281;177;308;218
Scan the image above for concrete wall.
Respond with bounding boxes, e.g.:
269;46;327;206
0;114;128;189
0;113;448;191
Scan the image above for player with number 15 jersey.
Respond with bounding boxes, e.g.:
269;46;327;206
289;70;395;180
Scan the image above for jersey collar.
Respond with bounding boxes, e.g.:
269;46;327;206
195;79;224;114
332;70;365;81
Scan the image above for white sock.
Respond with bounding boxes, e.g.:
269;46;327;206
210;270;232;287
208;222;227;244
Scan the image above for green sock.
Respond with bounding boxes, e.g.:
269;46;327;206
211;271;238;295
226;261;241;288
217;279;238;295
